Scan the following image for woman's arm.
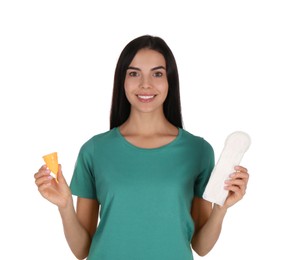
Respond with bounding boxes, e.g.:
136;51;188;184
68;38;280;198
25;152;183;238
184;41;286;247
191;198;226;256
59;197;99;259
191;166;249;256
35;165;99;260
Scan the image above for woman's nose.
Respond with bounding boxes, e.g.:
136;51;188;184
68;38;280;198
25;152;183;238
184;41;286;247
139;76;152;89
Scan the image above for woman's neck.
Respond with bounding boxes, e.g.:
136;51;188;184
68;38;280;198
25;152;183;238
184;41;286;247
120;111;176;136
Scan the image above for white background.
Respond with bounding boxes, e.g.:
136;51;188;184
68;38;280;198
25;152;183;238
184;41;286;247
1;0;297;259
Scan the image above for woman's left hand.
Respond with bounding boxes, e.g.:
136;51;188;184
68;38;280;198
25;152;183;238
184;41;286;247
223;165;249;208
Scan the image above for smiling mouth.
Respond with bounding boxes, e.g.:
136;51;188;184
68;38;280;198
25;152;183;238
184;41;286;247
136;94;156;102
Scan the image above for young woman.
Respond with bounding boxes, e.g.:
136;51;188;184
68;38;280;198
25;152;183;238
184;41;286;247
34;35;249;260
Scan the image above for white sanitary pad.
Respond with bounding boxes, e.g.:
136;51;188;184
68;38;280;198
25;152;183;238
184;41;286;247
203;131;251;206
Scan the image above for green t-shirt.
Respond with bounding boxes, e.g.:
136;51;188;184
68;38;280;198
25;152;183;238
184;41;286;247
70;127;214;260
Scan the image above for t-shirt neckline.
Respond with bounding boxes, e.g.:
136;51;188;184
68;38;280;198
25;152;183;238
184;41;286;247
115;127;183;151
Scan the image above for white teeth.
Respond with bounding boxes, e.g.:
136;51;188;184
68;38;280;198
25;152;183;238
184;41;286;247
137;95;155;99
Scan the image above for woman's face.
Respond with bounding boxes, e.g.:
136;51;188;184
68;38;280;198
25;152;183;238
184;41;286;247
124;48;168;115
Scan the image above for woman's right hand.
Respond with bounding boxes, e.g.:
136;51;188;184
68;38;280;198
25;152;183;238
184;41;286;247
34;164;72;209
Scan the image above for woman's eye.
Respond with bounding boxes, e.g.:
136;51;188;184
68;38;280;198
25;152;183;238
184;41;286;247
128;71;139;77
153;71;163;77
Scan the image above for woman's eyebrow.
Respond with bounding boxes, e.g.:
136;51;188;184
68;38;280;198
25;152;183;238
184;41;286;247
127;66;140;71
151;66;166;71
127;66;166;71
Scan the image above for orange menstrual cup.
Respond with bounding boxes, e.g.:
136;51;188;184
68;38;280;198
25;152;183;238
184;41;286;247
42;152;58;182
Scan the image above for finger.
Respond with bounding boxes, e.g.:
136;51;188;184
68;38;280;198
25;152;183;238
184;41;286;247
34;165;50;179
225;183;247;196
229;171;249;181
226;180;247;193
225;178;247;187
56;164;66;184
225;185;245;198
226;179;248;193
234;165;248;173
225;180;247;196
35;174;54;187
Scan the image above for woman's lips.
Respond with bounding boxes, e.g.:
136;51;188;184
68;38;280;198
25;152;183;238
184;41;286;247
136;94;156;102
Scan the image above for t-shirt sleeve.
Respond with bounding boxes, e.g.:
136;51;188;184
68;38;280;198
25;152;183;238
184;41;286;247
70;139;97;199
194;139;215;198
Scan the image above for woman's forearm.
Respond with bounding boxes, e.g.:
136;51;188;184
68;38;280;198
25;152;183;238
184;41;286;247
191;204;227;256
58;199;92;260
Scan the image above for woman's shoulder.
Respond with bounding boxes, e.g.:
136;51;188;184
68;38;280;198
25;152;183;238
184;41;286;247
181;128;211;144
80;128;118;150
180;128;214;152
90;128;117;141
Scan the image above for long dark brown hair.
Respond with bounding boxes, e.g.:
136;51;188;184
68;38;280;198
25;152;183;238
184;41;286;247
110;35;183;129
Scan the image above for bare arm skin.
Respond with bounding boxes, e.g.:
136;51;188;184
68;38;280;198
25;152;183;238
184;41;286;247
59;197;99;259
191;166;249;256
34;165;99;259
191;198;226;256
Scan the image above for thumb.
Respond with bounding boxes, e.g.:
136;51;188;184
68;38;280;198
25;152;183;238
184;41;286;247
57;164;67;184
